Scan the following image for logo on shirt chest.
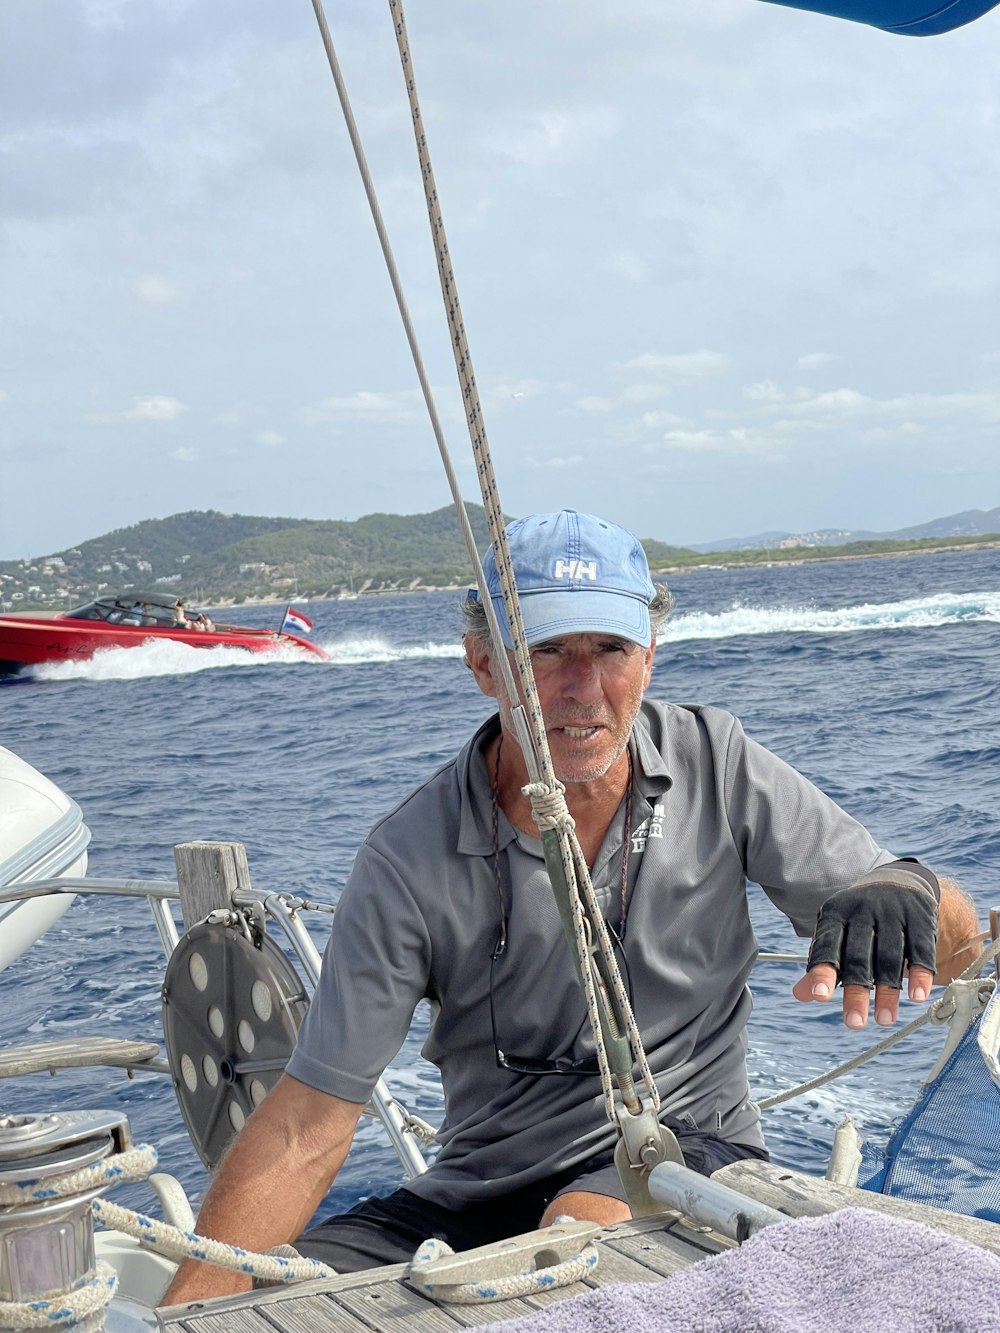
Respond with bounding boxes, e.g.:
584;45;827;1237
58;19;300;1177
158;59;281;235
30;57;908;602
631;802;665;854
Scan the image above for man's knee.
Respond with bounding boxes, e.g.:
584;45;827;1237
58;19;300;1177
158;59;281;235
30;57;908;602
539;1190;632;1227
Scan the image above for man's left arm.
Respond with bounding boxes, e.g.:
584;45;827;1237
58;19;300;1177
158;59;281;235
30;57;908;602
792;864;982;1028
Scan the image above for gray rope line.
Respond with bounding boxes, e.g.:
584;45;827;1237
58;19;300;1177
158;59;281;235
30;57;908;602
759;940;1000;1110
383;0;656;1118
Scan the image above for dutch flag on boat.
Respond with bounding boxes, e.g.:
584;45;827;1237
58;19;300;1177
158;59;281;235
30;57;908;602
281;607;313;635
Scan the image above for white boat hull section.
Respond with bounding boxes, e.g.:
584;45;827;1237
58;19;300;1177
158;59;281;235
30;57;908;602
0;745;90;972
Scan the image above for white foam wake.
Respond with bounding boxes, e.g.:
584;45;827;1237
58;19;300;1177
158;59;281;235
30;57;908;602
28;638;324;682
662;590;1000;644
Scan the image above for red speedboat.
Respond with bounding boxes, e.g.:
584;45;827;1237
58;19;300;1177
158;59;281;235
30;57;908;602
0;592;329;674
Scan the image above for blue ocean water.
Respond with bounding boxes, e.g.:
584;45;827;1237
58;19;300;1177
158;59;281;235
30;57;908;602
2;546;999;1213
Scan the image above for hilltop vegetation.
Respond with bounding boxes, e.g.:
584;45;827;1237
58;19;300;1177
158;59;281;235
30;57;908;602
0;506;497;609
1;507;997;612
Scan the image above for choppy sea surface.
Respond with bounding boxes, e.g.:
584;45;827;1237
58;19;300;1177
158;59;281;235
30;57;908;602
2;547;999;1215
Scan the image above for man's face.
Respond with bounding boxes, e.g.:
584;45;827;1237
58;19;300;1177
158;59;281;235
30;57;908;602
468;631;655;783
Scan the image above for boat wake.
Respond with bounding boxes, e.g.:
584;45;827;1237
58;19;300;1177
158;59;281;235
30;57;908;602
321;635;463;665
18;591;998;680
663;590;1000;643
26;639;326;682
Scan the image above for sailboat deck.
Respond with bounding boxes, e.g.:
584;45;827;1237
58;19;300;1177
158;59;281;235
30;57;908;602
160;1213;729;1332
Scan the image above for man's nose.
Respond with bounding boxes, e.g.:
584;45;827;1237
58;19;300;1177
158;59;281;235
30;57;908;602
560;655;603;701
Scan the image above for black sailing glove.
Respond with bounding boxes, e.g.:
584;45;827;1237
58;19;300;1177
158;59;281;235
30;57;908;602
806;860;940;990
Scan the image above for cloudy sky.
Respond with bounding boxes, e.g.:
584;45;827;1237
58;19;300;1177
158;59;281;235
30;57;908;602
2;0;998;560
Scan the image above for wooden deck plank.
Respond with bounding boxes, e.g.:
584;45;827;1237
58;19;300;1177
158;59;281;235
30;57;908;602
230;1292;375;1333
430;1295;550;1327
604;1218;730;1279
161;1215;736;1331
172;1310;281;1333
335;1281;467;1332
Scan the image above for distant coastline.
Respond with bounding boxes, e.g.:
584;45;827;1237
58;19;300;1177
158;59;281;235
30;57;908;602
2;504;998;615
652;536;1000;577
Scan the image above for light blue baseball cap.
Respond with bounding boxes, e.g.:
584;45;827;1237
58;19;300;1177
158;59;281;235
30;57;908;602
474;509;656;649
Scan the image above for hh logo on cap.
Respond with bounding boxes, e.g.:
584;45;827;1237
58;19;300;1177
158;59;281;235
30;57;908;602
552;558;597;581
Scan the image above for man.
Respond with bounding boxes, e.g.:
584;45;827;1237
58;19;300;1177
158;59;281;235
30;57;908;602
163;509;979;1304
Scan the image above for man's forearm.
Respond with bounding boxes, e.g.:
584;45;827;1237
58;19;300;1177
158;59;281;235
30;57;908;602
161;1076;362;1306
934;876;983;984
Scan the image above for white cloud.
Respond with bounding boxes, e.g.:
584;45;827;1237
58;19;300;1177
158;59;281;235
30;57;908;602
172;446;198;462
133;275;182;306
484;107;618;167
90;395;186;424
526;452;584;469
299;390;428;426
795;352;840;371
640;410;687;430
620;383;674;405
617;350;728;386
255;430;285;448
573;396;614;414
745;379;788;404
766;387;1000;427
216;406;264;428
603;251;649;285
479;379;545;410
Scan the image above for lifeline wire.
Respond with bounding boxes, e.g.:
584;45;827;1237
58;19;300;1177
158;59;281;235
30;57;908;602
306;0;656;1123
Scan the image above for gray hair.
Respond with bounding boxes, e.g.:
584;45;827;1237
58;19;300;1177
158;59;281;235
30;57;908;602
460;582;675;649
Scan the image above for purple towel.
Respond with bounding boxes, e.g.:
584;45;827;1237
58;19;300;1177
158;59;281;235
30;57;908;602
477;1207;1000;1333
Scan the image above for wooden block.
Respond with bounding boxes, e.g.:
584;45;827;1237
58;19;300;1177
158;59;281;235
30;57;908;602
173;842;253;932
714;1160;1000;1255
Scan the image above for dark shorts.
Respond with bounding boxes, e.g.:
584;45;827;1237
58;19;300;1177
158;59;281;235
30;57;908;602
295;1132;768;1273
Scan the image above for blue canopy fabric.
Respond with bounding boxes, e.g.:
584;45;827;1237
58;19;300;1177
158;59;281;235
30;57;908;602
760;0;1000;34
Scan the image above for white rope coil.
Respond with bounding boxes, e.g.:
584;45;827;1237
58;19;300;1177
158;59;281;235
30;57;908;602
90;1200;336;1284
0;1262;118;1330
409;1235;599;1304
0;1144;158;1207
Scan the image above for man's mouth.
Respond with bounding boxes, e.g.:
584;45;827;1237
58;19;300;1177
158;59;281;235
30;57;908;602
558;725;601;739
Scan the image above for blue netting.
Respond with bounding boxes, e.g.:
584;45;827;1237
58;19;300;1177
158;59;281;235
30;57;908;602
858;992;1000;1221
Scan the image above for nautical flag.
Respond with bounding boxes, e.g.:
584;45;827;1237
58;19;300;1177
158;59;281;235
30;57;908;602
282;607;313;635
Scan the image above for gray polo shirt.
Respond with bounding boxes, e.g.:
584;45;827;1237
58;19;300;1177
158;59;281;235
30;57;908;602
288;700;893;1208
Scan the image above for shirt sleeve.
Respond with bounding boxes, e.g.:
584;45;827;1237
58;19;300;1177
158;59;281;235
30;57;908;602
719;712;895;936
286;842;433;1102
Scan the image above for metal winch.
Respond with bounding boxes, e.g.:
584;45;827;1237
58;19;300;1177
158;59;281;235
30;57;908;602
0;1109;162;1330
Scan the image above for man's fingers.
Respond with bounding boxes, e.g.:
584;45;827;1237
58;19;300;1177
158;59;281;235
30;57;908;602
792;963;838;1003
907;965;934;1004
873;983;901;1027
842;983;870;1029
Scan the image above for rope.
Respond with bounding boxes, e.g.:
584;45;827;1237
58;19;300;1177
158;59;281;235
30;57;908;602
383;0;657;1122
90;1200;336;1284
0;1263;118;1330
0;1138;334;1331
409;1235;599;1304
758;940;1000;1110
306;0;657;1129
0;1144;158;1206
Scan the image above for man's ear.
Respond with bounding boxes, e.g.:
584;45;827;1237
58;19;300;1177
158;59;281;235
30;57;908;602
464;634;500;699
642;640;656;690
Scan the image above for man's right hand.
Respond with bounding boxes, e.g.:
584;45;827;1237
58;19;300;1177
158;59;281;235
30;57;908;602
160;1076;363;1307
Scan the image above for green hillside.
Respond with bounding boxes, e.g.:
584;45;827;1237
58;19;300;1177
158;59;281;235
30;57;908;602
2;508;996;612
0;506;500;609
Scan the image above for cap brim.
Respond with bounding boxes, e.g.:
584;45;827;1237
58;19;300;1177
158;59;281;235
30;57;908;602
491;589;651;650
